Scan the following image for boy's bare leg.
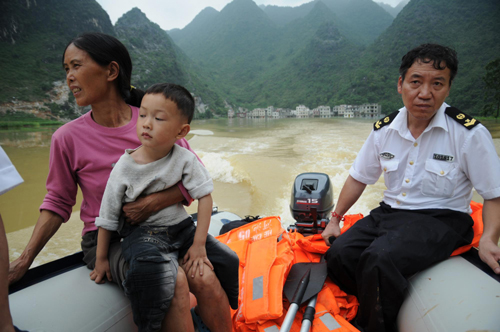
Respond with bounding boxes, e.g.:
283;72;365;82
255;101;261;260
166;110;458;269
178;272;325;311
162;268;194;332
185;266;232;332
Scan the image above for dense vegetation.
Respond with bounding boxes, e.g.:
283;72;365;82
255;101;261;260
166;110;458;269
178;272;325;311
1;0;227;118
0;0;114;103
170;0;500;115
1;0;499;120
0;111;62;129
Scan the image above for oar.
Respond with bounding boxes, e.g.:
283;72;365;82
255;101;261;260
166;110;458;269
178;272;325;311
280;258;328;332
299;295;317;332
298;238;335;332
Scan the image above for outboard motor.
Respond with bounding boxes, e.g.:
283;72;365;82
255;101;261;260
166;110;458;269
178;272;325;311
289;172;334;235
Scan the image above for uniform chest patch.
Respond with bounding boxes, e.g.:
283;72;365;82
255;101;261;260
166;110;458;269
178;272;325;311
433;153;454;162
380;152;395;159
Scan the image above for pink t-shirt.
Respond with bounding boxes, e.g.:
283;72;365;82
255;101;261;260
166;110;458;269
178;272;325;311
40;105;196;235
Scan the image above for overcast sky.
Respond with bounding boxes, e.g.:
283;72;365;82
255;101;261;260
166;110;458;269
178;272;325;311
95;0;402;31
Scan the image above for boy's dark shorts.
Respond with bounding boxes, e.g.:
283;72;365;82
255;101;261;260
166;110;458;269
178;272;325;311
81;217;239;309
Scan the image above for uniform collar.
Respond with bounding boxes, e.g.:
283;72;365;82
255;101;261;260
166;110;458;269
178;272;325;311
389;102;450;138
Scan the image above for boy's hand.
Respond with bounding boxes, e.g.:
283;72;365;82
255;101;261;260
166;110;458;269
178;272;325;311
182;244;214;278
90;258;112;284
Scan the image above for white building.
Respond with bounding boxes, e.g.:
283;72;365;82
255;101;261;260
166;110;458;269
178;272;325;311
358;103;382;118
266;106;275;118
318;105;332;118
295;105;310;118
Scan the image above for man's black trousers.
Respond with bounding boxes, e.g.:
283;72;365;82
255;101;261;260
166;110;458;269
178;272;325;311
325;202;474;332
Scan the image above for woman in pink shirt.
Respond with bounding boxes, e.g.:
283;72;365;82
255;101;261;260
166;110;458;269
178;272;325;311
8;32;232;332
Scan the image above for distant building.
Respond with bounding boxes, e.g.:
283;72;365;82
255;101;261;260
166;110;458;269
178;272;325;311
358;103;382;118
266;106;275;118
318;106;332;118
236;107;248;118
334;105;355;118
295;105;310;118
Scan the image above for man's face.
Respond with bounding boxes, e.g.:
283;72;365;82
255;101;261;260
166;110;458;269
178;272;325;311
398;60;452;123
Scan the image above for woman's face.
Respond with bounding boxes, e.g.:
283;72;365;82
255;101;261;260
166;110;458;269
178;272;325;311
63;43;112;107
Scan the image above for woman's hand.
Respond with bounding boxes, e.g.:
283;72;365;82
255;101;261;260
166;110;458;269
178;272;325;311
182;244;213;278
90;258;112;284
122;195;155;225
8;257;30;285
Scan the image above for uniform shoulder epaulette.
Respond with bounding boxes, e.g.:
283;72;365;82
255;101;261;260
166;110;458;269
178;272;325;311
373;111;399;131
445;107;480;130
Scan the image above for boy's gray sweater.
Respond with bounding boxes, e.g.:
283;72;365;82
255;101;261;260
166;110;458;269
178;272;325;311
95;145;213;231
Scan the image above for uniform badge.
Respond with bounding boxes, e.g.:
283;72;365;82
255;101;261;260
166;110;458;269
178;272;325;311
445;107;480;130
380;152;395;159
373;111;399;131
433;153;454;162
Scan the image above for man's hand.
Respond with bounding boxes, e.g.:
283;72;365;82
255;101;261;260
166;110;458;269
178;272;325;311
8;257;30;285
478;237;500;274
122;195;155;225
321;217;342;246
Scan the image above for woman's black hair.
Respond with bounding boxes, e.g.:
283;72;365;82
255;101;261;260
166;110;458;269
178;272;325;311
62;32;144;107
399;44;458;84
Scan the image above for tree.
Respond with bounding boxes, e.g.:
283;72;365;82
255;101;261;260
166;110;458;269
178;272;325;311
482;58;500;118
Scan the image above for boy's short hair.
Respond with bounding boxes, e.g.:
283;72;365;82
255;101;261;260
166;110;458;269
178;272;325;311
399;44;458;84
145;83;195;123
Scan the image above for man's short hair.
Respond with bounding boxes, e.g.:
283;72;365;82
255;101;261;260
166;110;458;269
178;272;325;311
145;83;195;124
399;44;458;84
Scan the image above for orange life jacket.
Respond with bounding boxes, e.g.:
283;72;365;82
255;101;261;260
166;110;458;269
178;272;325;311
216;216;360;332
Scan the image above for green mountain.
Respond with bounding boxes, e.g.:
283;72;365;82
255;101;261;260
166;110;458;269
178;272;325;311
0;1;226;118
260;2;316;27
251;21;360;108
260;0;394;45
229;0;500;114
2;0;498;119
168;0;395;108
114;8;225;115
0;0;114;103
319;0;394;45
348;0;500;114
168;7;220;44
376;0;409;17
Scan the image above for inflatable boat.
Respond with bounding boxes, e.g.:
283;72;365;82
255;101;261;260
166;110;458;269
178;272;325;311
8;173;500;331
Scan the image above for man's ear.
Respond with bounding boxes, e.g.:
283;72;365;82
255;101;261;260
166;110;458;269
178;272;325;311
107;61;120;82
176;124;190;139
397;76;403;94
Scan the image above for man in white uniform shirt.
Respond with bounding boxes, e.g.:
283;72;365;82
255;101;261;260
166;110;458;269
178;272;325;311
321;44;500;332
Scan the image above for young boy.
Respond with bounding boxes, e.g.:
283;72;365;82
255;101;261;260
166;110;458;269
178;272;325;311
92;83;223;332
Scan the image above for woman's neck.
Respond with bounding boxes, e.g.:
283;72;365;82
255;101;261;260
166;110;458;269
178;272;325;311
90;96;132;128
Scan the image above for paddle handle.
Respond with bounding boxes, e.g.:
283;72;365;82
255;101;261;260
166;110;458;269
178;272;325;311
280;303;299;332
299;295;317;332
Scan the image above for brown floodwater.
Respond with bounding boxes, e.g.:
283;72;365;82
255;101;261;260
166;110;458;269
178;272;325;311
1;117;499;266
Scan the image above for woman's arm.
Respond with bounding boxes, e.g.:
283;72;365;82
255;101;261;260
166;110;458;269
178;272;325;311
8;210;63;284
122;185;186;225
